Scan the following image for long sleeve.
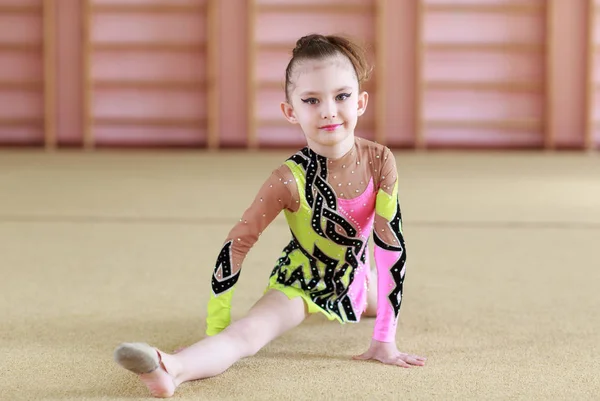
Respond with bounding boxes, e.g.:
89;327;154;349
205;166;296;336
372;147;407;343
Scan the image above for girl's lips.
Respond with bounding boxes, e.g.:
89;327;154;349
319;124;342;131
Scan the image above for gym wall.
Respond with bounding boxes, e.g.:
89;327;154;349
0;0;597;151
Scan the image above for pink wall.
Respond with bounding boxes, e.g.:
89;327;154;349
0;0;598;150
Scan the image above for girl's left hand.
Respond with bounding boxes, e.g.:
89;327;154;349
353;339;427;368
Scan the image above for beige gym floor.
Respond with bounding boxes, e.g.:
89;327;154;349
1;149;599;400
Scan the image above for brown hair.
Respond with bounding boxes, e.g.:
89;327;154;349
284;34;372;102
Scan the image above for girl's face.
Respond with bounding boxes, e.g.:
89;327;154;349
281;55;368;157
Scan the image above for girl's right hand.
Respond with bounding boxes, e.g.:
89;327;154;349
353;339;426;368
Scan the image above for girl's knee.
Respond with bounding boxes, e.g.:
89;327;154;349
226;318;269;357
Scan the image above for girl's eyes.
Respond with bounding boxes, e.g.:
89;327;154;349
300;93;352;105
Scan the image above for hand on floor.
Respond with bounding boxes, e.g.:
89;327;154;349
353;339;426;368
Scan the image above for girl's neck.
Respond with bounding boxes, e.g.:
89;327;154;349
307;135;356;160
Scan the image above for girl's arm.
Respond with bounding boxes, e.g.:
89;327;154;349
372;147;407;343
355;147;425;367
205;165;296;336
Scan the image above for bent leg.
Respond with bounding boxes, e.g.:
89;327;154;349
364;268;378;317
115;290;308;397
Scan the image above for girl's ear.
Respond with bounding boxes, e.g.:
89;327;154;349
357;91;369;116
280;101;298;124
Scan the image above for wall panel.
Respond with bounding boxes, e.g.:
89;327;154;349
81;0;214;148
0;0;45;146
416;0;548;149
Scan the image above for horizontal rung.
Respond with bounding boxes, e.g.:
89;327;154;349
256;3;374;13
255;119;288;127
94;117;206;127
0;5;42;13
0;117;43;127
257;81;285;90
93;80;206;90
426;42;544;53
425;4;543;13
424;119;541;130
257;42;308;52
0;43;41;52
93;43;205;52
425;80;541;92
91;4;206;13
0;81;43;90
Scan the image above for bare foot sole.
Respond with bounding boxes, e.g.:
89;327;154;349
114;342;176;398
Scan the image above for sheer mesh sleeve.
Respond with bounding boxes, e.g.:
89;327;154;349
205;165;297;336
372;147;407;342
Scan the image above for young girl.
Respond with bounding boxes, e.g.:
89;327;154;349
114;33;426;398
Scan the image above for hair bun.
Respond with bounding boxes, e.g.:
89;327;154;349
293;34;329;56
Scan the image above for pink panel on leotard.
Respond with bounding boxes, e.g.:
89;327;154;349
337;178;376;316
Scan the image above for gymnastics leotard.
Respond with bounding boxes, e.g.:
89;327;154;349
206;137;407;342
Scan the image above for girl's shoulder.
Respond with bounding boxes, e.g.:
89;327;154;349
354;138;395;178
355;137;392;160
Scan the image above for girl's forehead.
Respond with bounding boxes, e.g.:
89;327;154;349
292;57;357;89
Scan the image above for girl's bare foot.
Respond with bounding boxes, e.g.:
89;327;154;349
114;342;177;398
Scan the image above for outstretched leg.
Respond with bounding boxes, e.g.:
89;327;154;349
115;290;308;398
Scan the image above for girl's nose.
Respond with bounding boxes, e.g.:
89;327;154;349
321;101;336;119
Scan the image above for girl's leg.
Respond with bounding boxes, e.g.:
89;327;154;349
115;289;308;398
364;268;378;317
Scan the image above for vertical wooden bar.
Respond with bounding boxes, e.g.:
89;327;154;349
43;0;57;150
414;0;425;149
247;0;258;149
544;0;555;150
82;0;93;149
206;0;219;150
585;0;596;151
375;0;386;145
